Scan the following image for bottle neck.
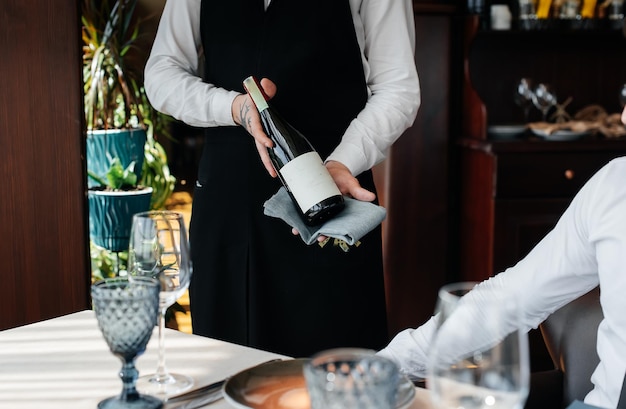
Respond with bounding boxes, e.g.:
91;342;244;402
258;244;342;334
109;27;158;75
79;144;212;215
243;76;269;112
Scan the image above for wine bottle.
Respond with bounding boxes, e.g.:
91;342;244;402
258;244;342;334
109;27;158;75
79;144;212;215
243;76;345;226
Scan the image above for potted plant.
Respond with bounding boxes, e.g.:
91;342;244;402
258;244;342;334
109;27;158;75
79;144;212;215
82;0;175;255
82;0;147;184
88;157;153;253
82;0;185;329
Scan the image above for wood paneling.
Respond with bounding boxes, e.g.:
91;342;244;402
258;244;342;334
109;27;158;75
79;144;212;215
378;14;453;336
0;0;90;329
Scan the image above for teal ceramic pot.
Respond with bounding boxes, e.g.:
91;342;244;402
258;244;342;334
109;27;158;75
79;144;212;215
88;188;153;252
87;128;147;188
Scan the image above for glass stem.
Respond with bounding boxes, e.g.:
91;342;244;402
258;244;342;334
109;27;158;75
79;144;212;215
154;307;171;381
120;359;141;401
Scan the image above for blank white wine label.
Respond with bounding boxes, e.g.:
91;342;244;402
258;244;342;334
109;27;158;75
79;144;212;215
280;152;341;213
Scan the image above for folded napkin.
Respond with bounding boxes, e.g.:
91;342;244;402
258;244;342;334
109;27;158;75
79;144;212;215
263;187;386;246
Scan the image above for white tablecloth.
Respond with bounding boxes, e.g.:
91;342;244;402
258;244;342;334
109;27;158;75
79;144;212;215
0;310;431;408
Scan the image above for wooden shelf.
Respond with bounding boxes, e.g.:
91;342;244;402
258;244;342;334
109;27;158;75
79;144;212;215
477;24;626;38
459;135;626;153
460;15;626;139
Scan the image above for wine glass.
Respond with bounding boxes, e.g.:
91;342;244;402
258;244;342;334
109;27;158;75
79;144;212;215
129;210;194;397
92;276;162;409
532;83;557;121
427;282;530;409
514;78;534;123
619;83;626;108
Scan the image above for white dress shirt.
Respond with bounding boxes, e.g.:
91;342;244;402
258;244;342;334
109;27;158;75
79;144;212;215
144;0;420;176
379;157;626;408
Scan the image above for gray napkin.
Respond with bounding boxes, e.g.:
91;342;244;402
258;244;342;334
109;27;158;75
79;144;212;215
263;187;387;246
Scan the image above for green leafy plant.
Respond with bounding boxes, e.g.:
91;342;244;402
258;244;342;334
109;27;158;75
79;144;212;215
82;0;176;204
82;0;144;130
140;106;177;209
88;156;141;190
90;242;127;282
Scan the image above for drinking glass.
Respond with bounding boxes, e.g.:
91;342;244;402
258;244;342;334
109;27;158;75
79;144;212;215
559;0;581;19
129;211;194;397
303;348;399;409
532;83;557;121
92;276;162;409
518;0;538;29
609;0;624;20
427;282;530;409
514;78;534;123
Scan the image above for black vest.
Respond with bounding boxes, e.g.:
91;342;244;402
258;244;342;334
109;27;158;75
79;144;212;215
190;0;387;357
199;0;367;159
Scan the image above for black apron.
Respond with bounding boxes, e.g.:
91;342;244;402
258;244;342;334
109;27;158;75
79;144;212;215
190;0;388;357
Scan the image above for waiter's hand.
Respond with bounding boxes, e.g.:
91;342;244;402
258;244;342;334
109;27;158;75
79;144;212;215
325;161;375;201
291;161;376;241
233;78;277;177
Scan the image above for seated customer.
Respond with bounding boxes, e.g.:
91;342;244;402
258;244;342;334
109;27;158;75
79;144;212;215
378;107;626;409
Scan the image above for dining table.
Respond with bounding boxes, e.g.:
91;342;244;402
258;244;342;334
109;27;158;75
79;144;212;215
0;310;432;408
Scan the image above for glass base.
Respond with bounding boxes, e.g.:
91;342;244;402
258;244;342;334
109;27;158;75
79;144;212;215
136;372;194;398
98;394;162;409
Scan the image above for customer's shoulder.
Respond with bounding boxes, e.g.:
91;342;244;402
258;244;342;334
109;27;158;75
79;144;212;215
598;156;626;180
585;156;626;200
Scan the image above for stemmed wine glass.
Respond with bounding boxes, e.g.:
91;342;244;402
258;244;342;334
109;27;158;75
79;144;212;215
427;282;530;409
532;83;558;122
619;83;626;108
514;78;534;123
92;276;162;409
129;210;193;398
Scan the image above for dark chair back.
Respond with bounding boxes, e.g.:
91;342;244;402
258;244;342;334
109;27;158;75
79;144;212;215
539;287;602;407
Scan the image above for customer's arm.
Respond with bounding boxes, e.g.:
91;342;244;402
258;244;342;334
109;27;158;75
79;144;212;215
378;160;609;379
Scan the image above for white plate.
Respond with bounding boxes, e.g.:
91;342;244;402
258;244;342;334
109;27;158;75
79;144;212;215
487;124;527;139
223;358;416;409
530;128;590;141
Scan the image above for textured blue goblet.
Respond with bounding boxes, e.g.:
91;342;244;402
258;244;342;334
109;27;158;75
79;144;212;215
92;276;162;409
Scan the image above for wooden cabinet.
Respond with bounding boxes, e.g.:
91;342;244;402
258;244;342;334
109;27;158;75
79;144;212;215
459;139;626;280
457;14;626;279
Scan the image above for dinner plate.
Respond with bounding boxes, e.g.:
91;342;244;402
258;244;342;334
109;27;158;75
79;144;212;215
223;358;416;409
530;128;590;141
487;124;527;140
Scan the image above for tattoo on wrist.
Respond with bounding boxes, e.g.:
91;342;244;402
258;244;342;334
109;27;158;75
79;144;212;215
240;102;253;132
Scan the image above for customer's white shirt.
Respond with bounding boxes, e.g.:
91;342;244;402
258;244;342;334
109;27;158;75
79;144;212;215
379;157;626;408
144;0;420;177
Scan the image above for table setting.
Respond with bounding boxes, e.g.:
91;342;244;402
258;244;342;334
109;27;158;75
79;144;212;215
0;276;537;409
0;309;435;409
0;279;531;409
0;210;430;408
0;280;530;409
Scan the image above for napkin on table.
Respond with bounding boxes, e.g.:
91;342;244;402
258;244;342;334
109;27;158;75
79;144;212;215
263;187;386;246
